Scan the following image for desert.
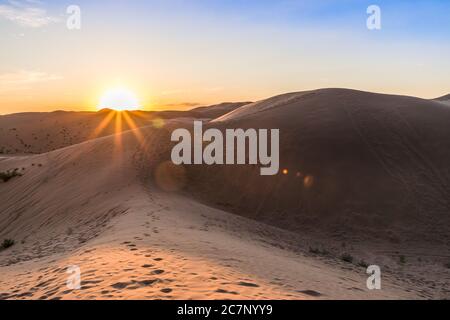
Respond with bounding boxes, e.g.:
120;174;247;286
1;0;449;303
0;88;449;300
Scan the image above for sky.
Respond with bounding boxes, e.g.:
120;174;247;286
0;0;450;114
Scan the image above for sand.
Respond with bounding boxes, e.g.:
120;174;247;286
0;89;449;299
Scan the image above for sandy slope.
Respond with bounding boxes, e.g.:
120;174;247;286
202;89;450;246
0;127;418;300
0;89;449;299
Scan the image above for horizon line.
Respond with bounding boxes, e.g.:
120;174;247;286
1;87;449;117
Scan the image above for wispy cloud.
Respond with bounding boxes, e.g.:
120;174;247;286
158;102;202;110
161;89;188;96
162;87;225;96
0;70;62;84
0;70;62;93
0;0;59;28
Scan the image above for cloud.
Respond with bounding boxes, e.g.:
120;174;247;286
161;89;188;96
162;87;225;96
204;86;224;93
159;102;202;110
0;0;60;28
0;70;62;93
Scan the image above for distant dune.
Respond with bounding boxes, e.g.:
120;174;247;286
0;102;247;155
0;89;448;299
434;93;450;106
434;93;450;101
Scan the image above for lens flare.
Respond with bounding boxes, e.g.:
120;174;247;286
99;88;140;111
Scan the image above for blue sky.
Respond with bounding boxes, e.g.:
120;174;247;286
0;0;449;113
94;0;450;39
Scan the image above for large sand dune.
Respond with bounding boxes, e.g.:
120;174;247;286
199;89;450;244
0;89;449;299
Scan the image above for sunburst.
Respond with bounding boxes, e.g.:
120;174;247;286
89;88;157;151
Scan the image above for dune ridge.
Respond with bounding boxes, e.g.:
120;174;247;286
434;93;450;106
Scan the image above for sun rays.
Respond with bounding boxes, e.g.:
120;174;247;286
86;85;168;154
114;110;123;151
90;110;116;140
89;109;159;154
122;110;146;147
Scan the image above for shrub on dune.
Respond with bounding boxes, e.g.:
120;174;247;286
0;169;23;182
341;253;354;264
1;239;15;251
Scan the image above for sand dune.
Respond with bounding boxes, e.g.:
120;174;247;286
435;93;450;106
0;89;449;299
202;89;450;245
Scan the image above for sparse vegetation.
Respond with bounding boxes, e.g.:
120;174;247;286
358;260;369;268
341;253;354;264
399;255;406;264
0;169;23;182
309;246;330;256
309;247;320;254
1;239;15;251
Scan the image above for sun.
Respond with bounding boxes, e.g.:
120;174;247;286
98;87;141;111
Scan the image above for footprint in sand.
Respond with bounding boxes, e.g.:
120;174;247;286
237;281;260;288
83;280;103;285
151;269;164;275
111;279;160;290
298;290;323;297
111;282;129;289
216;289;239;295
138;279;160;286
160;288;172;294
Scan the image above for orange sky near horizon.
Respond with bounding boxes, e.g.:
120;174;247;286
1;1;450;115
